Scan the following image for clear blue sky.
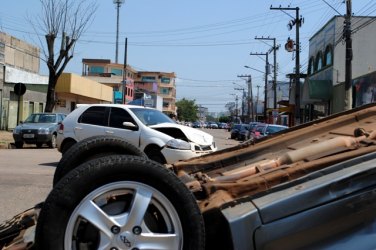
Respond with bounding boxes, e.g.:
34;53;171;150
0;0;373;113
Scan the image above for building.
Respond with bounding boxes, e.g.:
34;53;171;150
82;58;177;115
305;16;376;121
0;32;47;130
82;59;136;104
55;73;113;114
135;71;176;115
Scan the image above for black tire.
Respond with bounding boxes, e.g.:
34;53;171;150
146;147;166;164
60;139;76;155
35;155;205;250
48;134;57;148
53;135;147;186
14;141;23;149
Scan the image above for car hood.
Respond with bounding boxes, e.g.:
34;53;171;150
150;123;214;145
17;123;56;130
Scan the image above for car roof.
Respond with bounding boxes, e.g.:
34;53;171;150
76;104;156;110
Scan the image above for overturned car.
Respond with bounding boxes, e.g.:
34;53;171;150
1;103;376;250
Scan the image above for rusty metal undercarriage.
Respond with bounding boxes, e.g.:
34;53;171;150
169;104;376;213
1;104;375;250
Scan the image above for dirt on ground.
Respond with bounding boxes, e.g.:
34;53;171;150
0;131;14;149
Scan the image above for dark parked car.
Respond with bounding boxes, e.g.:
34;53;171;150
237;124;251;141
230;123;242;139
251;123;288;139
2;104;376;249
12;113;66;148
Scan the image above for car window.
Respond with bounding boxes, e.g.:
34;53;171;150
266;125;287;134
255;125;266;133
129;108;173;126
109;107;136;129
79;106;107;126
58;114;65;123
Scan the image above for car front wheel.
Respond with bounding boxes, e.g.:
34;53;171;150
36;155;205;250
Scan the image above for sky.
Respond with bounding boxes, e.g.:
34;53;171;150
0;0;374;113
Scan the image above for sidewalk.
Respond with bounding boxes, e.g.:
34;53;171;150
0;130;14;149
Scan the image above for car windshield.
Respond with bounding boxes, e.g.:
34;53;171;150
130;108;175;126
24;114;56;123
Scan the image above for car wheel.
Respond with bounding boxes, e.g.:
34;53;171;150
14;141;23;149
53;135;147;186
35;155;205;250
48;134;57;148
146;147;166;164
61;139;76;155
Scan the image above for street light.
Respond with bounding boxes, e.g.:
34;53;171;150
244;65;265;74
113;0;125;63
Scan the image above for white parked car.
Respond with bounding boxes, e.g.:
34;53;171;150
57;104;217;164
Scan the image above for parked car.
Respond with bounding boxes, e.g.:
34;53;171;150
2;104;376;249
207;122;218;129
12;113;66;148
230;123;250;140
237;124;251;141
57;104;217;164
251;123;289;139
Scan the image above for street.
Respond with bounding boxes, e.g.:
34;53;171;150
0;129;239;222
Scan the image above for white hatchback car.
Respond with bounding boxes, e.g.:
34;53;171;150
57;104;217;164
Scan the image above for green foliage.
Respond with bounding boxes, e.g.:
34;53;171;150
176;98;198;122
219;116;230;123
206;115;218;122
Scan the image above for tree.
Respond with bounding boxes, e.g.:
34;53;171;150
225;102;236;116
176;98;198;122
32;0;98;112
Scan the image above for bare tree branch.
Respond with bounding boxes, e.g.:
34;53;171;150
29;0;98;112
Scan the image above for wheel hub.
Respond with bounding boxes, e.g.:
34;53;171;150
117;231;136;249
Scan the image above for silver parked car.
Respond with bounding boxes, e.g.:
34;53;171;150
12;113;66;148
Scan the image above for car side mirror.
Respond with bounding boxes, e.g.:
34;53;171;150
123;121;138;131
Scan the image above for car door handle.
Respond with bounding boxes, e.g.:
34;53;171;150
105;130;114;134
74;127;83;130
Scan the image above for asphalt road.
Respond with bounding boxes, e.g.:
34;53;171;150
0;129;239;222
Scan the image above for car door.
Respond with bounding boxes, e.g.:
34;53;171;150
106;107;141;147
74;106;107;140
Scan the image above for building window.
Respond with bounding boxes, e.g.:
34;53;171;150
89;66;105;74
161;77;170;84
141;76;156;82
315;52;323;71
163;101;170;107
308;57;315;75
324;45;333;66
111;68;122;76
160;88;170;95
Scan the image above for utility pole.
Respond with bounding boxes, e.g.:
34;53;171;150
113;0;125;63
344;0;352;110
255;36;279;109
248;76;254;121
234;87;245;119
122;37;128;104
249;52;268;122
256;85;260;121
230;94;239;120
237;74;252;122
270;5;303;123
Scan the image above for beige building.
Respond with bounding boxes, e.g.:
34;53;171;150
55;73;113;113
